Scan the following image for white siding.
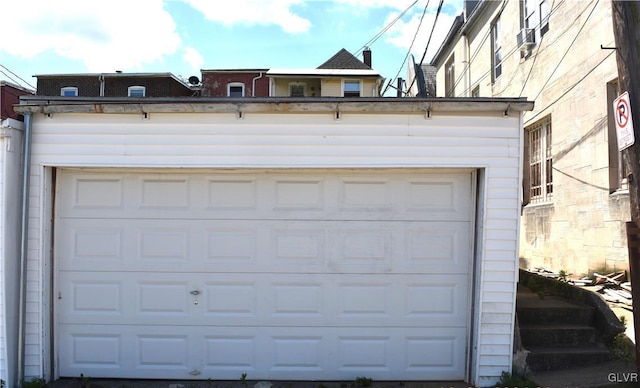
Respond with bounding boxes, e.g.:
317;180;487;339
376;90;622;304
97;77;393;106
25;110;523;385
1;122;24;388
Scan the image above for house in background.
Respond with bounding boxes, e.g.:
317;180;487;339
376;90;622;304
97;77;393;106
201;69;269;97
9;94;533;387
201;49;384;98
267;48;384;97
428;0;627;276
1;81;33;119
35;72;198;97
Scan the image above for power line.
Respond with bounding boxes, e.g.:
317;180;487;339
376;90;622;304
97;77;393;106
0;69;22;87
529;0;600;103
0;64;36;90
449;0;508;96
524;50;615;125
450;0;566;97
353;0;419;57
517;0;558;97
386;0;432;96
404;0;445;94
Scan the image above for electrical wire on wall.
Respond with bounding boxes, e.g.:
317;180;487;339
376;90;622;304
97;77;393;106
527;0;600;106
525;50;615;125
448;0;566;97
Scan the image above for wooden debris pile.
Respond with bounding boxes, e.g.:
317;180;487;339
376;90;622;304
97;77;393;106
593;271;632;306
525;267;633;307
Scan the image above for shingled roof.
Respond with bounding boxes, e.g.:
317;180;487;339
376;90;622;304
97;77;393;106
317;48;371;70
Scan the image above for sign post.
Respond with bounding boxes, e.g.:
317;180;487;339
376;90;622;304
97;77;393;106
614;91;635;151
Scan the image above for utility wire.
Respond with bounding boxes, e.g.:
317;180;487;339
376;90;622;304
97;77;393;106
449;0;565;97
0;69;22;87
524;50;615;125
404;0;445;95
529;0;599;103
449;0;508;96
0;64;36;90
517;0;558;97
386;0;431;97
354;0;419;57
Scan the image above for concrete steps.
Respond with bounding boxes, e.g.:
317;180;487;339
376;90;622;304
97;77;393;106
516;285;613;372
524;345;613;372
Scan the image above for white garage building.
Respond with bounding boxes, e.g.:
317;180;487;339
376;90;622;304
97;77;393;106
8;97;532;387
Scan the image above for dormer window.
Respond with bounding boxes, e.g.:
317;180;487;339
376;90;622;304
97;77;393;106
61;87;78;96
343;80;361;97
228;83;245;97
128;86;146;97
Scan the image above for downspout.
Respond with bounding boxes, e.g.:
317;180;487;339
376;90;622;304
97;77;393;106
17;112;32;387
99;74;105;97
251;72;264;97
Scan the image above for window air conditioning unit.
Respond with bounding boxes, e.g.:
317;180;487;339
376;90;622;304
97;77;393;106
517;28;536;50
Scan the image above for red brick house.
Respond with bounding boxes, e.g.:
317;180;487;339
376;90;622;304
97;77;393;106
1;81;33;120
35;72;198;97
201;69;269;97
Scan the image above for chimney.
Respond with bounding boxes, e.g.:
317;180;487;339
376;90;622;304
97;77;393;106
363;47;372;68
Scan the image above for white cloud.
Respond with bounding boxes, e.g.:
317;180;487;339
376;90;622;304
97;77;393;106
179;0;311;33
383;4;460;64
182;46;205;73
0;0;182;72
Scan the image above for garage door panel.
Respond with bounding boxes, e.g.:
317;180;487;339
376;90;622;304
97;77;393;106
56;169;473;380
59;325;201;379
59;325;467;380
58;218;470;274
59;272;468;327
57;171;473;222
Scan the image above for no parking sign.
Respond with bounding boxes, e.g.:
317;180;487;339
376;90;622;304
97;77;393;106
614;91;635;151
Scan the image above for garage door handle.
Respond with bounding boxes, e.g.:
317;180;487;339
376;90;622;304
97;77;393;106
190;290;200;295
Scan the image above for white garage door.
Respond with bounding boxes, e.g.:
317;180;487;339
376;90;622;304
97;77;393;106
55;169;474;381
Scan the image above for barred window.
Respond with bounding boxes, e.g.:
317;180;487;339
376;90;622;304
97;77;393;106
526;117;553;203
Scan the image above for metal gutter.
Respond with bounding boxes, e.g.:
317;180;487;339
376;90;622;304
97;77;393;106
17;112;32;387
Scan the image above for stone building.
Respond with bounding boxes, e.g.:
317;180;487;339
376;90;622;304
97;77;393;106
428;0;628;275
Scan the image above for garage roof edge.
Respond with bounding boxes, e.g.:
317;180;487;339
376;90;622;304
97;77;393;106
15;97;534;115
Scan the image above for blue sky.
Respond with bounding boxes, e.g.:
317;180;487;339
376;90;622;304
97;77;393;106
0;0;463;96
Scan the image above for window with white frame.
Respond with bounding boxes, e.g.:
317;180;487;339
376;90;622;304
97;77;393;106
491;16;502;82
61;87;78;96
445;55;455;97
289;82;306;97
522;0;550;39
228;82;245;97
525;117;553;204
128;86;146;97
343;80;361;97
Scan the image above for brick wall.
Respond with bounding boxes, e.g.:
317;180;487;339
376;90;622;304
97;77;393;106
202;72;269;97
36;76;194;97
